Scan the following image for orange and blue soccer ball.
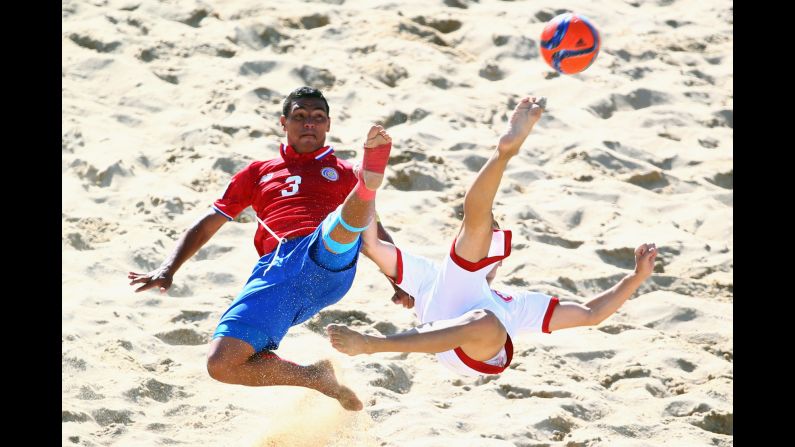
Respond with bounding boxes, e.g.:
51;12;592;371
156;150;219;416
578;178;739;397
539;12;601;75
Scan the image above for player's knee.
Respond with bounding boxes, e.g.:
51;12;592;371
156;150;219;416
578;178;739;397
206;355;235;383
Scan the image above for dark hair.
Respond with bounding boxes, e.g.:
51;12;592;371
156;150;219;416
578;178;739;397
282;86;330;117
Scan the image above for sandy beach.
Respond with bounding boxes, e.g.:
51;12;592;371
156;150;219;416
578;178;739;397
62;0;732;445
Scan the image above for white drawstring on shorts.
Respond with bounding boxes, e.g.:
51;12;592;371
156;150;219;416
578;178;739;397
255;214;285;276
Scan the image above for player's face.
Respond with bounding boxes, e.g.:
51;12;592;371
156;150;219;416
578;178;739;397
281;97;331;153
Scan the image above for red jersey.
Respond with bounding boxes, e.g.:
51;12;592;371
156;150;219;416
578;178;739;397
213;144;358;256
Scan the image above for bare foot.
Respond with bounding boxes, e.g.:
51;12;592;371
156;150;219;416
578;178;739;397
327;324;371;356
497;96;546;157
310;359;364;411
361;125;392;190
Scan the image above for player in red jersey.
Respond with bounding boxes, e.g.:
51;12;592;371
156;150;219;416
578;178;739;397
128;87;406;410
327;97;658;377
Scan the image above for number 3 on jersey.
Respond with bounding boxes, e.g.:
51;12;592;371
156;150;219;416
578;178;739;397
281;175;302;197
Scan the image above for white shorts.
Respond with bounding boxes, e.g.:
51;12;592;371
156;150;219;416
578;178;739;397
393;229;559;376
427;230;516;376
419;230;512;323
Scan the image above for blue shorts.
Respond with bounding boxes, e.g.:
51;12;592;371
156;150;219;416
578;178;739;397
212;224;361;352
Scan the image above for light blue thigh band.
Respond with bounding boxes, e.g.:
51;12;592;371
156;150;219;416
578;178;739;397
320;207;369;254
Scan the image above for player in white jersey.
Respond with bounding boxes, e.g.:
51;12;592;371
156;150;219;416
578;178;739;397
327;96;658;376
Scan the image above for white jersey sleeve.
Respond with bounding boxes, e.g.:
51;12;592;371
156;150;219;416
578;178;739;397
392;248;440;321
491;288;559;336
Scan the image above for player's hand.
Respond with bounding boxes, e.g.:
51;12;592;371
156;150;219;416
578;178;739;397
633;243;658;280
391;288;415;309
127;266;174;293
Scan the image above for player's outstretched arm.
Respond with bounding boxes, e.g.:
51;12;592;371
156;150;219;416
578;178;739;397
127;209;228;293
360;219;399;279
547;243;657;332
374;220;415;308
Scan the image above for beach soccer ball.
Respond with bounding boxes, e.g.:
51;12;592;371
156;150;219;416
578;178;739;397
539;12;601;75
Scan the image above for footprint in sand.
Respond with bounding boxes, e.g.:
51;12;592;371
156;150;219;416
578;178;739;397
131;246;164;271
388;166;447;191
557;276;578;293
412;16;461;33
699;109;732;129
124;378;187;403
533;233;584;249
479;61;505;81
170;310;212;323
91;408;134;426
282;13;330;30
683;69;716;87
304;309;374;334
565;350;616;362
496;384;572;399
366;62;409;87
147;422;170;432
383;110;408;128
71;159;133;188
389;150;427;165
462;154;488;172
398;21;449;47
691;410;733;435
69;32;120;53
173;7;212;27
365;362;413;394
534;415;577;440
491;34;539;60
706;170;732;190
155;328;207;346
239;60;278;77
698;137;720;149
534;9;570;22
626;170;670;190
62;127;84;153
64;233;92;251
230;23;284;50
562;402;606;422
600;366;651;388
372;321;399;336
151;65;181;85
676;358;697;373
597;323;637;335
443;0;476;8
294;65;335;89
588;89;671;119
63;356;87;371
665;400;712;417
595;247;637;270
424;74;453;90
77;385;105;401
643;307;700;329
62;410;92;423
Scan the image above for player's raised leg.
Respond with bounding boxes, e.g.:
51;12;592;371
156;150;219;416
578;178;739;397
454;97;545;262
318;125;392;256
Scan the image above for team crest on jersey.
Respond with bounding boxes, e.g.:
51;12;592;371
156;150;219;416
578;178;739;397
321;167;339;181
